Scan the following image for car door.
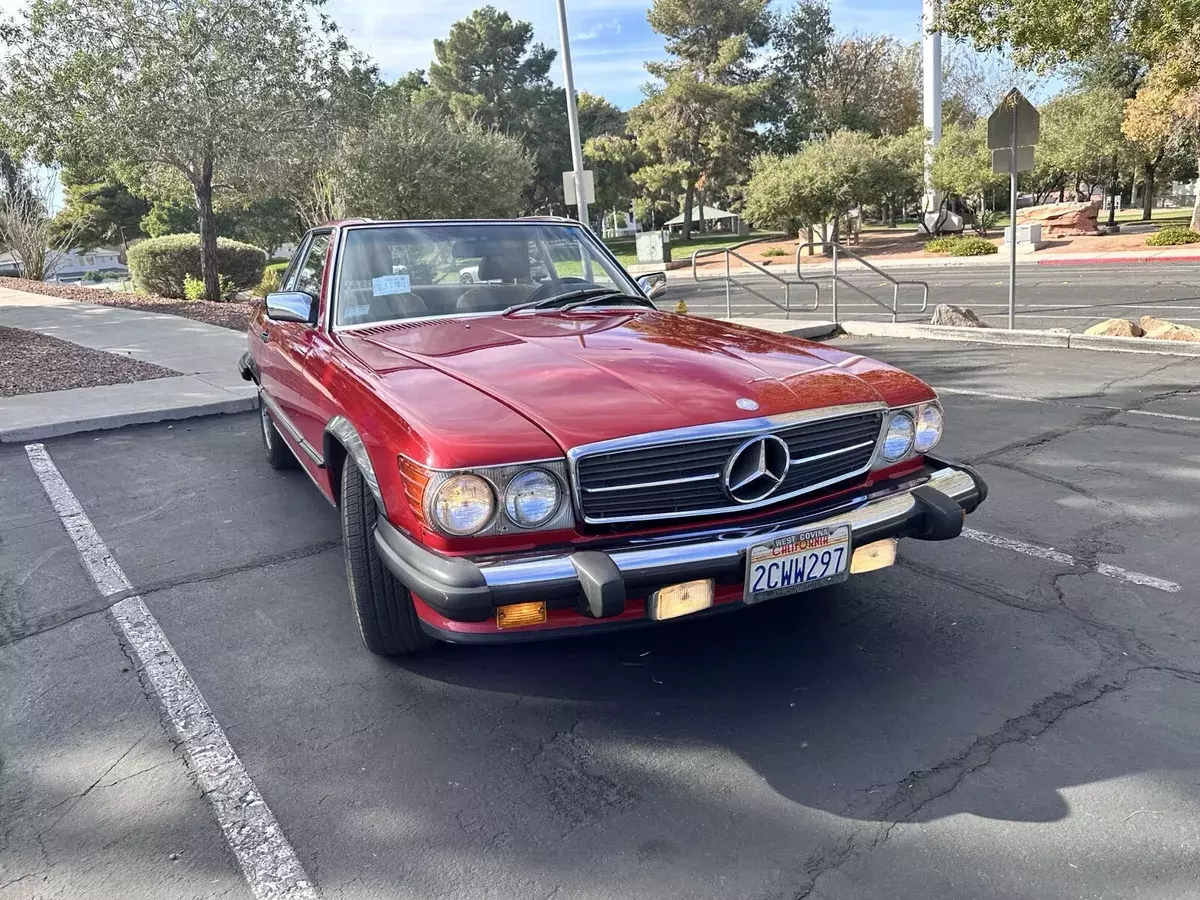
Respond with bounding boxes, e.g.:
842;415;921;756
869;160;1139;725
261;230;331;462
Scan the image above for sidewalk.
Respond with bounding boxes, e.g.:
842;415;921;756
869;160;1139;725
659;244;1200;280
0;286;255;441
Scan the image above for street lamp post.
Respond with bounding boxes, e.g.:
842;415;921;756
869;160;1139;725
554;0;589;227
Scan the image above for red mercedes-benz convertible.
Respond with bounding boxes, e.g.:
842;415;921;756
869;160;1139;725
240;218;987;655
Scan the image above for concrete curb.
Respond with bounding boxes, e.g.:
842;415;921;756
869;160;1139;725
0;393;259;443
837;321;1200;356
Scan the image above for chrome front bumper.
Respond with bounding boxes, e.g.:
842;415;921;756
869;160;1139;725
373;460;987;623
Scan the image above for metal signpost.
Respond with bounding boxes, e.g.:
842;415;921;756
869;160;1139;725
554;0;589;227
987;89;1040;329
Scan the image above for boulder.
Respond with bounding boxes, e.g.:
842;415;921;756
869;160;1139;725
1084;318;1143;338
931;304;988;328
1139;315;1169;333
1146;322;1200;341
1017;201;1102;237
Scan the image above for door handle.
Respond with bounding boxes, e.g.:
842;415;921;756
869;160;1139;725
259;330;269;343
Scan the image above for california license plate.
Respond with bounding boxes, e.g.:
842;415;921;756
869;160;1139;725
744;524;851;603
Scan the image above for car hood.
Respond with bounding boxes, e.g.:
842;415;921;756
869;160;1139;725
340;311;932;453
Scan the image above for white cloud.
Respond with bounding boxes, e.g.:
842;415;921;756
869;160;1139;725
573;17;621;41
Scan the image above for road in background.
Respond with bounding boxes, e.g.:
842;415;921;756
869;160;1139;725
669;261;1200;331
3;339;1199;900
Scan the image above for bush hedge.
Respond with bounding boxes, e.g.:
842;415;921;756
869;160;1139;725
948;236;998;256
924;235;998;256
1146;226;1200;247
127;233;266;299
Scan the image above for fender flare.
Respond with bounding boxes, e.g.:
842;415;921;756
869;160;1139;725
324;416;387;515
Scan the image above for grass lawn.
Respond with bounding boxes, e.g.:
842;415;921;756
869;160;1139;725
603;231;785;267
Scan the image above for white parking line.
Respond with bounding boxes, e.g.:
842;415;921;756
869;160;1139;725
936;387;1200;424
24;443;318;900
962;527;1180;593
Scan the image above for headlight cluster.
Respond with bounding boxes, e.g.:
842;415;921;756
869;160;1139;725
877;401;944;465
410;459;572;538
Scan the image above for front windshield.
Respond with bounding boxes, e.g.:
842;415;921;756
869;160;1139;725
333;222;641;327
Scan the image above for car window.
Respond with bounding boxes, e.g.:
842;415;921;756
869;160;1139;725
333;223;638;328
290;232;331;296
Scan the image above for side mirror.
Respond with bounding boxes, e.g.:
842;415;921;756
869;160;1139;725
637;271;667;300
265;290;317;324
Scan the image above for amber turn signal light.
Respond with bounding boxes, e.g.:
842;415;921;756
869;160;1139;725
850;538;898;574
496;601;547;629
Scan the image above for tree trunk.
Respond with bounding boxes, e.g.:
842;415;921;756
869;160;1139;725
682;181;695;242
193;157;221;302
1141;160;1156;221
1193;156;1200;231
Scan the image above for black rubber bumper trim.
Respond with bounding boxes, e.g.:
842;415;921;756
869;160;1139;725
373;517;493;622
374;460;988;625
239;351;259;384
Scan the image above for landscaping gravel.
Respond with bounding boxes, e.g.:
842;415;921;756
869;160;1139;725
0;325;175;397
0;277;255;331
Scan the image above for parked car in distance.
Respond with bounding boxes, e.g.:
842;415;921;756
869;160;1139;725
240;218;987;655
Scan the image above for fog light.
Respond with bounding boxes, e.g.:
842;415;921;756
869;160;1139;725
496;601;547;628
850;538;898;574
648;579;714;620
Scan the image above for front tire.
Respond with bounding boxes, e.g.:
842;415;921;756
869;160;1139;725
259;398;297;470
340;458;435;656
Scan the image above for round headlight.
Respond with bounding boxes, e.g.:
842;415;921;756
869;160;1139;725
914;404;944;453
430;474;495;536
504;468;560;527
882;413;915;461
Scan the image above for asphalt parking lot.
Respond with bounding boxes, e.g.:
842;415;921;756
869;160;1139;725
674;262;1200;330
3;337;1200;900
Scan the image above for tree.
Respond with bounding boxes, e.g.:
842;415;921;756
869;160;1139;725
577;92;627;141
931;120;1006;219
332;102;533;220
52;167;150;251
1124;48;1200;228
743;130;882;240
0;173;83;280
935;0;1196;69
762;0;834;153
870;128;925;225
2;0;351;300
584;135;644;224
810;35;921;136
631;0;773;240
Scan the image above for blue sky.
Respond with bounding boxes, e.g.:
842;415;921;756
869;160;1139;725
328;0;930;109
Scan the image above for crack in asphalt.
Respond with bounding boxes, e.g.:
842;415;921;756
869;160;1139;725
0;538;340;648
786;662;1200;900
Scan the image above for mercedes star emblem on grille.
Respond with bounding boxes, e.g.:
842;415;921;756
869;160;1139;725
723;434;791;503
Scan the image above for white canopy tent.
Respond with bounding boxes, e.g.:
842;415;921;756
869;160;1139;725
663;206;741;235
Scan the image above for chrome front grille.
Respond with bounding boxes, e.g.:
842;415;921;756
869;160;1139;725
572;405;884;524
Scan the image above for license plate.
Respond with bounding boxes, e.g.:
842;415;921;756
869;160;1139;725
744;524;851;603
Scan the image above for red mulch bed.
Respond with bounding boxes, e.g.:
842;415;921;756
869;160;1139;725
0;276;256;331
0;325;175;397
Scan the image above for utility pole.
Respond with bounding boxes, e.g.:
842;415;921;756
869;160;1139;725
921;0;943;218
554;0;589;228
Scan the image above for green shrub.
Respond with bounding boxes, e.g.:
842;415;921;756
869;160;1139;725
183;273;239;302
254;268;282;298
265;260;289;276
127;233;266;299
81;270;101;282
760;247;787;257
924;236;959;253
948;236;998;256
1146;226;1200;247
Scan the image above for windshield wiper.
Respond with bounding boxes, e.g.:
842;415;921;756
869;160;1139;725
502;286;624;315
559;293;657;312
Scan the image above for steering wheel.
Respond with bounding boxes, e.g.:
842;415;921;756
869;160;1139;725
521;276;591;306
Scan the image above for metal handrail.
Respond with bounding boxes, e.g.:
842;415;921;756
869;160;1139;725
691;239;821;319
795;242;929;323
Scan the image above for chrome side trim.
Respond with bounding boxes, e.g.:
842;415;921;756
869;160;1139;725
791;440;875;466
325;416;386;515
476;466;977;590
568;402;885;524
261;393;324;466
581;472;720;494
396;452;566;474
